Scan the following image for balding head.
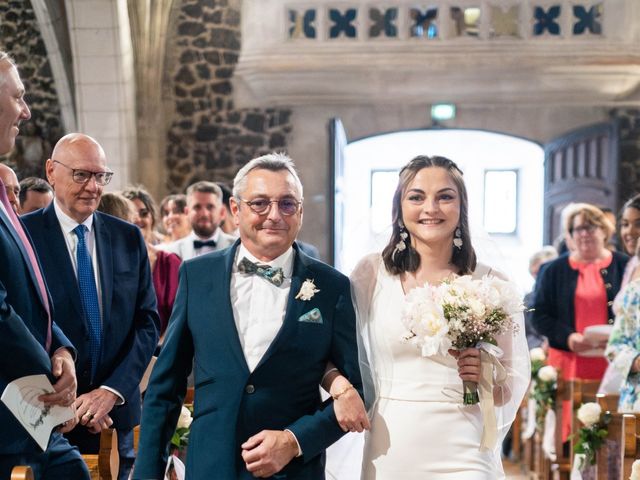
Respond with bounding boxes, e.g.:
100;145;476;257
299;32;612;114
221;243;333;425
46;133;112;223
0;163;19;214
0;51;31;155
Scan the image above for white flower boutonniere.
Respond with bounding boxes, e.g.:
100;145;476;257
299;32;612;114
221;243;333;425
296;279;319;301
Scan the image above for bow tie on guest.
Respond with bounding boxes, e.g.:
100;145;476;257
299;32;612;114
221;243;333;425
193;239;216;249
237;257;285;287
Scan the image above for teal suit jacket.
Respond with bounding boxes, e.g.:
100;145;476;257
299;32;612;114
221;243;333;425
134;241;362;479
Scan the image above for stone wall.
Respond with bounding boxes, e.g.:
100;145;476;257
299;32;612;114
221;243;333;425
165;0;292;191
0;0;63;178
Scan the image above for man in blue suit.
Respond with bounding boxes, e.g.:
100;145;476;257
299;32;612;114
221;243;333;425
134;153;363;479
0;51;89;479
23;133;159;480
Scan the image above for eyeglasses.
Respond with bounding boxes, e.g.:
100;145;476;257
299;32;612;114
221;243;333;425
239;197;302;216
572;224;598;235
53;160;113;186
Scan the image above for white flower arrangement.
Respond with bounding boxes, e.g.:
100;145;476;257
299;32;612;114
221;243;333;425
295;279;319;301
537;365;558;383
577;402;602;428
402;274;522;355
630;459;640;480
401;274;523;404
530;347;546;362
177;405;193;429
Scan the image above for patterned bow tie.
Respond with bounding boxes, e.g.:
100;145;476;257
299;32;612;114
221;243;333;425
194;239;216;249
237;257;284;287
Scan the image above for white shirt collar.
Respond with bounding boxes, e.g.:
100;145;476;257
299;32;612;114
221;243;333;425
53;199;94;233
235;244;295;278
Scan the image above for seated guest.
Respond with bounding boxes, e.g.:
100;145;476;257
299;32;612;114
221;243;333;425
159;194;190;243
159;181;235;260
19;176;53;214
124;187;181;337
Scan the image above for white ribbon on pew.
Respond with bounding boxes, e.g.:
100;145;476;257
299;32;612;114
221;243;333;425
542;408;557;461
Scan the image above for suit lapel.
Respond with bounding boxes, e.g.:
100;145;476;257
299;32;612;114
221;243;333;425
254;246;308;371
43;204;84;320
94;213;113;331
218;242;250;374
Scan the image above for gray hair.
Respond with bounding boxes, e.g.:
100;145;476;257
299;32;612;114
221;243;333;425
232;152;303;199
0;51;16;88
185;180;222;200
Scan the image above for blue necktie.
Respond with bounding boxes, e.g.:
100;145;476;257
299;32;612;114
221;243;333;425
74;225;101;379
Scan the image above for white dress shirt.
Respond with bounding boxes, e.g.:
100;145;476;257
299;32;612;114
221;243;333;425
230;244;294;372
53;200;123;403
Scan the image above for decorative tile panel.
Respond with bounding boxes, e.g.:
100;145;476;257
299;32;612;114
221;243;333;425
328;8;358;38
573;4;603;35
369;7;399;38
288;8;317;39
409;7;439;38
450;6;481;38
489;5;520;38
533;5;561;36
283;2;609;41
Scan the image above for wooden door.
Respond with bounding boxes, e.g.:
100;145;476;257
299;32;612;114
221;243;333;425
543;121;619;244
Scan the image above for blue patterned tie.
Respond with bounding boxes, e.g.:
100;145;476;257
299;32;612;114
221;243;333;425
73;225;101;379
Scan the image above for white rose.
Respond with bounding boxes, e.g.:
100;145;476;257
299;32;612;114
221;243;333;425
530;347;546;362
467;297;486;319
537;365;557;383
177;406;193;429
630;459;640;480
577;402;602;428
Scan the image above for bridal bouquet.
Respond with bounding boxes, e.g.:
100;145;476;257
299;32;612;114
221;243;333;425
402;274;523;404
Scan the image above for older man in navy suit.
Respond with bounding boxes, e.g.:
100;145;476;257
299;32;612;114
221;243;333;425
0;51;89;479
134;153;363;479
23;133;159;480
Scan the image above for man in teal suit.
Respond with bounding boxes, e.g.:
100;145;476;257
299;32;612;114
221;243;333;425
134;153;363;479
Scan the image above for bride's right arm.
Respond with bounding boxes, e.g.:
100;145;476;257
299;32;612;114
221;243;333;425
321;362;370;432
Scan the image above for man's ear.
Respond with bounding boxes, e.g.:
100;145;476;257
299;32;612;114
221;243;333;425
45;158;55;186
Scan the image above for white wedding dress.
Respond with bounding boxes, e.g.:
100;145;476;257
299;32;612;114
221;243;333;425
344;254;530;480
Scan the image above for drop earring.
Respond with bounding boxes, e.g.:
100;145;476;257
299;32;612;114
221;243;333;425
392;223;409;260
453;227;463;249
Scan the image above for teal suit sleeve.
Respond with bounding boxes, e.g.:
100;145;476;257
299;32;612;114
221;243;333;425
287;274;363;461
133;265;194;479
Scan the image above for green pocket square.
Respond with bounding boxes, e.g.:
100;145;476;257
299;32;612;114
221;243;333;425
298;308;323;324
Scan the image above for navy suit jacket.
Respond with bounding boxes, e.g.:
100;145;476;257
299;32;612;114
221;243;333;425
0;206;75;454
22;204;159;431
133;241;362;480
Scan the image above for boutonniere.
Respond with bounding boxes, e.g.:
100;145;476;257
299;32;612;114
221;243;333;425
295;279;320;301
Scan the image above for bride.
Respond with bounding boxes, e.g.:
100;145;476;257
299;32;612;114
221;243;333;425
331;155;529;479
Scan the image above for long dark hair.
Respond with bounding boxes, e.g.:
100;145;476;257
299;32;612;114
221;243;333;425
382;155;476;276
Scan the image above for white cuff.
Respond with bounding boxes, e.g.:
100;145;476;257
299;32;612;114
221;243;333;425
100;385;125;405
284;429;302;457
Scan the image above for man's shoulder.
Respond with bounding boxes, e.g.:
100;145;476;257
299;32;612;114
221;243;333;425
21;205;49;228
217;231;237;248
300;252;348;284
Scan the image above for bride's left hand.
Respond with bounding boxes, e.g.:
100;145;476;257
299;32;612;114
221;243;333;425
449;348;481;383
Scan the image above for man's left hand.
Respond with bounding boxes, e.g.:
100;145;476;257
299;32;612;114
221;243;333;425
241;430;298;478
75;389;118;432
39;348;77;407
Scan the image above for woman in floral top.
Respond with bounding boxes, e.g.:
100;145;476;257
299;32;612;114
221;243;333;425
605;256;640;412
